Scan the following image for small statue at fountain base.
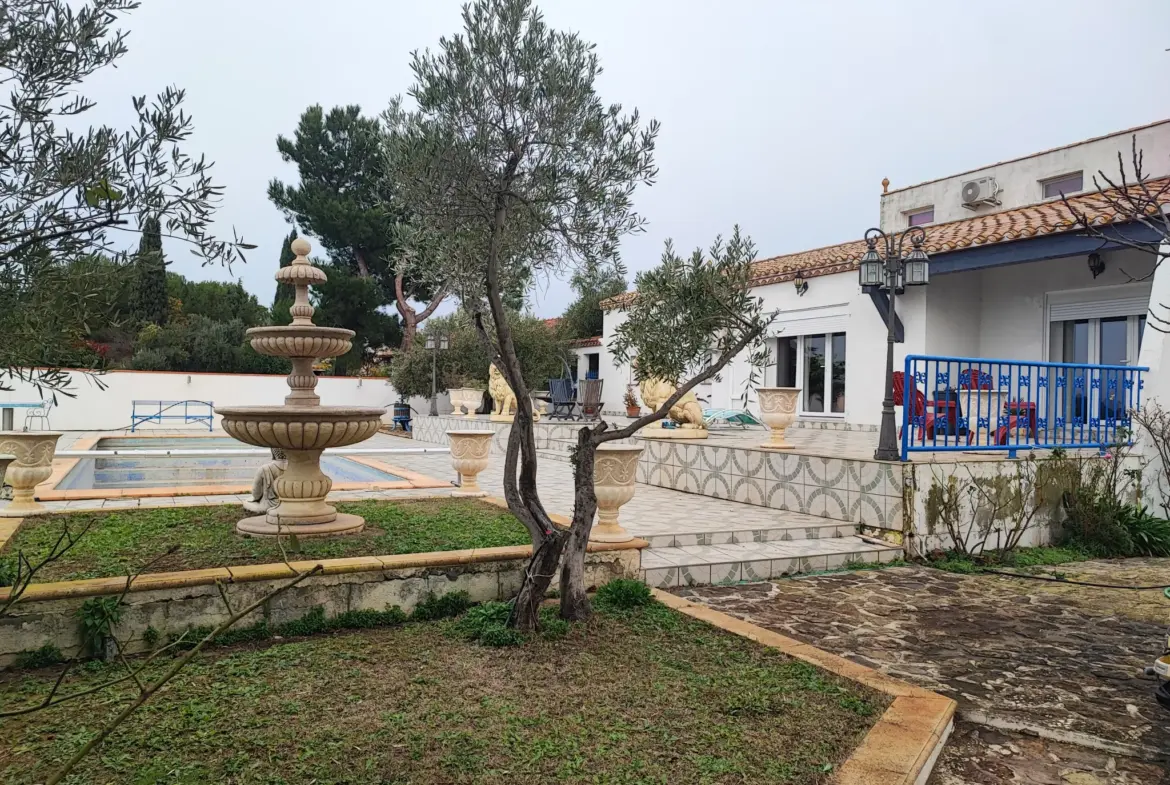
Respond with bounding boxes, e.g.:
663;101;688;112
243;448;287;515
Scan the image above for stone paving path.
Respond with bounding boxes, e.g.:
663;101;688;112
673;561;1170;778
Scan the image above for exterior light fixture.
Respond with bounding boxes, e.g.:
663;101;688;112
855;226;931;461
794;271;809;296
857;241;884;288
1087;252;1106;279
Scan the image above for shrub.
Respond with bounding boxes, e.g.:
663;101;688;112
538;607;571;640
478;624;526;647
77;596;122;656
454;601;523;646
15;643;64;669
594;578;652;610
410;591;474;621
331;606;409;629
1118;505;1170;557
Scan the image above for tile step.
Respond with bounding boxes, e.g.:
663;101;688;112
642;518;857;548
641;536;902;588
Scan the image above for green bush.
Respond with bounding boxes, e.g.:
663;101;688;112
14;643;64;669
454;601;523;647
331;606;409;629
77;596;122;656
537;607;570;640
1118;505;1170;557
1058;485;1133;557
478;624;526;647
594;578;652;610
410;591;475;622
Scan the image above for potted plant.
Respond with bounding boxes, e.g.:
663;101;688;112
623;386;641;418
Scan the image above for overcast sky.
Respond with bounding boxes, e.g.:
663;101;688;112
81;0;1169;317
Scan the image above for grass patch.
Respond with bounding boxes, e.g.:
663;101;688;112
0;498;530;584
928;545;1092;575
0;601;886;784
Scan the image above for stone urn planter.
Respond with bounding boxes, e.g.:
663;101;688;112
0;432;62;517
591;443;643;543
450;388;484;418
757;387;800;450
447;430;493;497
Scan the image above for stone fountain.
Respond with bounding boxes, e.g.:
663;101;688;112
216;238;385;538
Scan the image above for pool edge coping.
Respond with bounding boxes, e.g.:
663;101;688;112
41;433;452;500
651;589;956;785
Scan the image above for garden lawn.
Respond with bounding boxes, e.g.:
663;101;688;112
0;601;887;784
0;499;530;584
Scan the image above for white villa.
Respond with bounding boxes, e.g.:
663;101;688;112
593;119;1170;430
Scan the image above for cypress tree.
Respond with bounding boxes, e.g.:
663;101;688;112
134;215;168;326
270;227;298;323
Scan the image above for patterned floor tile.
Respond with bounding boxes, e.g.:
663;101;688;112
642;567;678;588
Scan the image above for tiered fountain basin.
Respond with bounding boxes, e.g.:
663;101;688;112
218;406;385;537
246;326;355;359
215;237;386;539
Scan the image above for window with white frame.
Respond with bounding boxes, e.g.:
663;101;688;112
775;333;846;415
906;206;934;227
1041;171;1083;200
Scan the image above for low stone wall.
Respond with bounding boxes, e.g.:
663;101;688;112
900;455;1127;557
0;543;643;668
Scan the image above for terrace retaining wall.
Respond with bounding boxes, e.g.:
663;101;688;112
0;544;643;667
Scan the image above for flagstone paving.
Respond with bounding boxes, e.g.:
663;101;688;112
672;560;1170;783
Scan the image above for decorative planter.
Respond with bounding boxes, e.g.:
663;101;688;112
757;387;801;450
0;432;62;517
447;430;493;497
626;406;641;418
591;443;643;543
450;388;484;418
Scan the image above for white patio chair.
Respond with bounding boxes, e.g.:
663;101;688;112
23;399;53;431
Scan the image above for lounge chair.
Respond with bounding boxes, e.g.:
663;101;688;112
577;378;604;421
703;408;764;429
548;378;578;420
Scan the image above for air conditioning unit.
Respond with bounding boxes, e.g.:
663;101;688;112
960;176;1001;209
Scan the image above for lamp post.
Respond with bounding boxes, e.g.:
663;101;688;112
857;227;930;461
426;334;449;416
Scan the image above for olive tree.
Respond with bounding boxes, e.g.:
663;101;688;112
0;0;252;395
386;0;772;628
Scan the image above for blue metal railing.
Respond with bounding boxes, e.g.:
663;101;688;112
131;400;215;432
900;355;1145;460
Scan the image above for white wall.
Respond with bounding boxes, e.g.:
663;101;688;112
880;120;1170;230
973;248;1154;362
599;270;930;427
0;370;400;431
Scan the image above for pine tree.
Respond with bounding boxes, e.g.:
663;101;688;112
134;215;168;326
270;227;298;323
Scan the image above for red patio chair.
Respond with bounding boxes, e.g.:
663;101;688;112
892;371;936;442
996;401;1037;445
959;367;991;390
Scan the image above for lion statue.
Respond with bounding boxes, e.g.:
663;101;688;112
638;377;705;429
488;363;541;421
488;363;516;417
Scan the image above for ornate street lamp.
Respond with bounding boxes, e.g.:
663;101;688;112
426;334;450;416
858;227;930;461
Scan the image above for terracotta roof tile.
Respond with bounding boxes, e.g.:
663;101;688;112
601;179;1169;310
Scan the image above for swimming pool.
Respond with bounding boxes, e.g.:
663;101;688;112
56;436;404;490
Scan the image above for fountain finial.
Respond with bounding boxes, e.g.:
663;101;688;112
276;237;327;326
